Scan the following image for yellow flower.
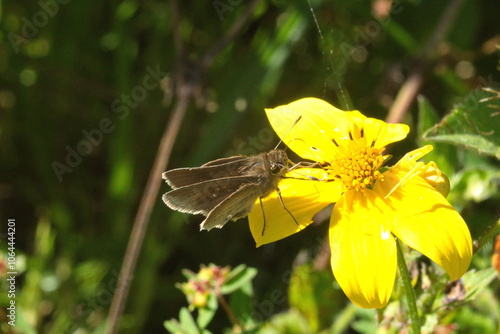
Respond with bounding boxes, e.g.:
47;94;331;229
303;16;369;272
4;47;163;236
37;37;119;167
248;98;473;309
178;264;230;310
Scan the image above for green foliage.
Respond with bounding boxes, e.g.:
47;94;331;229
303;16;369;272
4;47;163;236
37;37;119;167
221;264;258;295
461;268;498;303
422;89;500;159
418;93;500;229
256;309;313;334
164;307;210;334
166;257;500;333
417;96;459;177
288;264;344;331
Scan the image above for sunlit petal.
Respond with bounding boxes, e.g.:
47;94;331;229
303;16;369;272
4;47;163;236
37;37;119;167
374;170;472;280
265;98;357;162
418;162;450;197
249;168;340;247
329;189;397;309
391;146;450;197
358;117;409;149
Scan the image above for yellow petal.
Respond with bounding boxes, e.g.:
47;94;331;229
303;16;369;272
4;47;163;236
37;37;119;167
265;98;356;163
384;146;450;198
396;145;450;197
394;145;434;171
265;98;409;162
329;189;397;309
418;162;450;197
249;168;340;247
374;170;472;280
355;117;409;149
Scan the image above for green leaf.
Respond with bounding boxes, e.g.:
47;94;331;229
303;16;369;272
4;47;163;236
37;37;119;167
221;266;258;295
445;153;500;212
164;319;186;334
462;268;498;302
226;264;248;280
179;307;200;334
417;95;458;177
351;308;378;334
433;267;498;314
417;95;441;136
229;279;257;329
383;19;419;52
422;89;500;159
451;168;500;203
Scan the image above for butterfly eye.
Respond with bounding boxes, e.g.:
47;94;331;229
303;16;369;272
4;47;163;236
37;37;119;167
270;164;282;175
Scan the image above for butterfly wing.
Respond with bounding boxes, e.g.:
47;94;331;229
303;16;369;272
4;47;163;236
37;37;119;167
163;156;251;189
162;176;258;215
200;183;261;231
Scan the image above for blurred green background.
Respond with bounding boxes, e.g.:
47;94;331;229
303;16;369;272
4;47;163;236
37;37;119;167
1;0;499;333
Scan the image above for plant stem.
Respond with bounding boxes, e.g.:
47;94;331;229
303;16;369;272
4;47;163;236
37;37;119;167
215;290;242;332
396;239;421;334
106;88;192;334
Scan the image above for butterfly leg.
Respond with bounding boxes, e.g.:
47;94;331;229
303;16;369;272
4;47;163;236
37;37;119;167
290;160;323;169
259;196;267;236
276;187;301;230
283;168;331;182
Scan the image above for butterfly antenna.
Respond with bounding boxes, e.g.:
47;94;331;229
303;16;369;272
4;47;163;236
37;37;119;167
274;115;302;150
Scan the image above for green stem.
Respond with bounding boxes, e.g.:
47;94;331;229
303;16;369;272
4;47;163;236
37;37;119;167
396;239;421;334
474;219;500;254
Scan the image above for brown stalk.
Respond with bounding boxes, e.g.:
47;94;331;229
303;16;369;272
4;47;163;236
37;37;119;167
386;0;466;124
106;1;261;332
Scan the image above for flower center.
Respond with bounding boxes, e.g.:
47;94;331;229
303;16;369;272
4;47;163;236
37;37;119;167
329;142;386;192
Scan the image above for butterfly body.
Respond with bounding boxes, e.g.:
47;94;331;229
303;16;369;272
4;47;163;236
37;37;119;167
162;149;288;230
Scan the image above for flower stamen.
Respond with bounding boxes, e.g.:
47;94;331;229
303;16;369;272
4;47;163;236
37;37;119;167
328;139;386;191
